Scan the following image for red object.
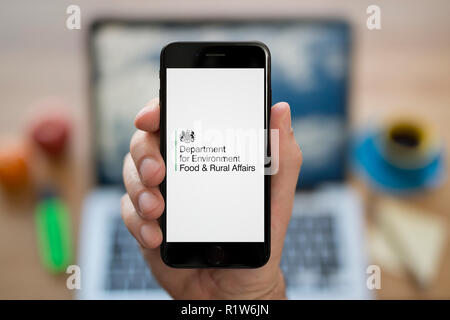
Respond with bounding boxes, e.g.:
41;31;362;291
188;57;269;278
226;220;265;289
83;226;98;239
30;114;70;156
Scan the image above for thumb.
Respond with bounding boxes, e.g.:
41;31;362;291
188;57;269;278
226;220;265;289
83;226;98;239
269;102;302;260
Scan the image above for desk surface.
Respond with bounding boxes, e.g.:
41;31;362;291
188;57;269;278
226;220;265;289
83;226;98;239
0;0;449;299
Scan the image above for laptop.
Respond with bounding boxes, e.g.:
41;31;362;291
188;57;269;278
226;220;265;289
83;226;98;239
78;19;371;300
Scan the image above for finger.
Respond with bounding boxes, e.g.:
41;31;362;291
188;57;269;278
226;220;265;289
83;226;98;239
130;130;165;187
121;194;162;249
269;102;302;259
123;153;165;220
135;98;160;132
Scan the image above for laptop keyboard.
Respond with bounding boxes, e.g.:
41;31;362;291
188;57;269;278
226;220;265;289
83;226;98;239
281;214;340;289
105;214;340;291
105;217;159;290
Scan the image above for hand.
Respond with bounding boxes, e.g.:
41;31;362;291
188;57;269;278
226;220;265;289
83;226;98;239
121;98;302;299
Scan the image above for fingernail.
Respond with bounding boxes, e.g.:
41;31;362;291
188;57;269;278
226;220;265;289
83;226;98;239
273;102;291;129
138;191;157;215
140;158;159;183
140;224;155;248
281;104;291;128
136;104;152;119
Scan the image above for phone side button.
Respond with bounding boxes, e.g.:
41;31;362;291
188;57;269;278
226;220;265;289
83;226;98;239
207;245;224;265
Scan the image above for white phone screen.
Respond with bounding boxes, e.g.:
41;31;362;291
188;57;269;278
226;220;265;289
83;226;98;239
166;68;265;242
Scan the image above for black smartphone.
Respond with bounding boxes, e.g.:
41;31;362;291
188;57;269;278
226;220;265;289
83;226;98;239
159;42;271;268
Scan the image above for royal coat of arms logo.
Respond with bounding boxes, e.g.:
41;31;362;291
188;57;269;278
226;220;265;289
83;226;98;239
180;130;195;143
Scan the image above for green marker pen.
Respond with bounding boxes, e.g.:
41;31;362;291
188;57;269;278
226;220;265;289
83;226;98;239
35;189;73;273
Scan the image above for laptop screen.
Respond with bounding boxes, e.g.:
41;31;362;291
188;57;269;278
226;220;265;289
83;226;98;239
89;20;351;188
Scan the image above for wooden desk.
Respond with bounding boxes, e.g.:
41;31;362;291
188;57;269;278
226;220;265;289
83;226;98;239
0;0;449;299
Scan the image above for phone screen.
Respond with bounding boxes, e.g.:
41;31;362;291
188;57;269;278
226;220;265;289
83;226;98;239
166;68;265;243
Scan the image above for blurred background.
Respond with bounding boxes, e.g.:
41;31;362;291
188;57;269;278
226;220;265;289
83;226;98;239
0;0;449;299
